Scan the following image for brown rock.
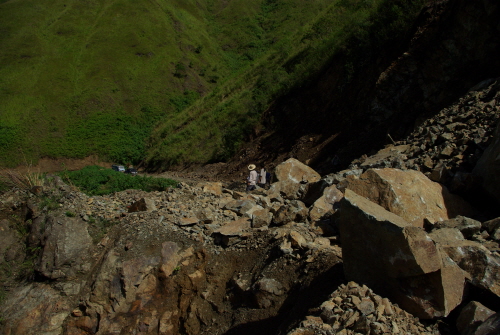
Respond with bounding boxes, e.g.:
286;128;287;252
456;301;495;335
177;217;199;226
437;239;500;297
160;242;181;277
268;180;304;200
346;168;472;228
339;189;459;319
273;200;308;226
274;158;321;184
434;216;481;239
37;216;93;279
214;217;251;236
309;185;344;222
200;182;223;195
128;198;157;212
251;208;273;228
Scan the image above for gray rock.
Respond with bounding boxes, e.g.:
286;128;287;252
434;216;482;239
37;215;93;279
456;301;495;335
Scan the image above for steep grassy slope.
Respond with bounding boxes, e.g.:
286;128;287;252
145;0;427;169
0;0;424;168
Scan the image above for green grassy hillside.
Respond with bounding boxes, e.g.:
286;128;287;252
0;0;425;168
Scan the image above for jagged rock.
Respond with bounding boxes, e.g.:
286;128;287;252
195;208;216;224
128;197;157;212
359;145;410;170
456;301;495;335
36;215;93;279
160;241;181;277
482;217;500;235
177;217;199;226
251;207;273;228
345;168;472;228
308;185;343;222
268;180;305;200
473;313;500;335
434;237;500;298
288;281;440;335
0;219;24;265
434;215;482;239
301;179;331;206
473;121;500;206
199;182;223;196
223;199;256;215
274;158;321;184
339;189;461;319
0;283;72;335
252;277;284;308
212;217;251;247
273;200;308;226
122;256;161;304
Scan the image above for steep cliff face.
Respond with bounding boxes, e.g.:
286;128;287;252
233;0;500;175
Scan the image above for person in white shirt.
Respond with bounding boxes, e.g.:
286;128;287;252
258;166;267;188
246;164;258;191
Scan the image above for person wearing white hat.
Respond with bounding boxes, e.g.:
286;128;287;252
246;164;258;191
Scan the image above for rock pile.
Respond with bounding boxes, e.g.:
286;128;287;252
288;281;440;335
347;78;500;194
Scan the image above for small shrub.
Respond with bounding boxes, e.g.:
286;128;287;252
65;211;76;217
59;166;178;196
0;168;45;193
39;195;60;211
90;217;117;244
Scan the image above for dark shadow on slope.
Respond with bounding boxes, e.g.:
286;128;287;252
223;263;345;335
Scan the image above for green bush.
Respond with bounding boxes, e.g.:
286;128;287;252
59;165;177;195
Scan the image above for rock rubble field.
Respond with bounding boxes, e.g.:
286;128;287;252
1;79;500;335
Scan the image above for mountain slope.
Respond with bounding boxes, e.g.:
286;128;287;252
0;0;424;168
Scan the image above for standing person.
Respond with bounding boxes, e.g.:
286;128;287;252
246;164;258;192
258;166;267;188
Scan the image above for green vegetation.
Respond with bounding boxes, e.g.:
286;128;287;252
0;0;426;168
39;195;61;211
65;211;76;217
58;165;177;195
89;216;117;244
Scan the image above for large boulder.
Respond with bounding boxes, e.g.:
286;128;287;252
273;200;308;226
308;185;344;222
431;236;500;298
456;301;495;335
212;217;251;247
345;168;472;228
473;121;500;206
339;189;464;319
274;158;321;184
36;215;93;279
0;283;72;335
270;158;321;200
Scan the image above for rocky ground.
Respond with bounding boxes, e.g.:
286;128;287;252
1;79;500;335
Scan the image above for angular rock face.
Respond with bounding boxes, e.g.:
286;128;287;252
273;200;308;226
435;239;500;298
434;215;482;239
345;168;471;228
339;189;463;319
128;197;157;212
275;158;321;184
456;301;495;335
36;215;93;279
0;283;72;335
308;185;343;222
